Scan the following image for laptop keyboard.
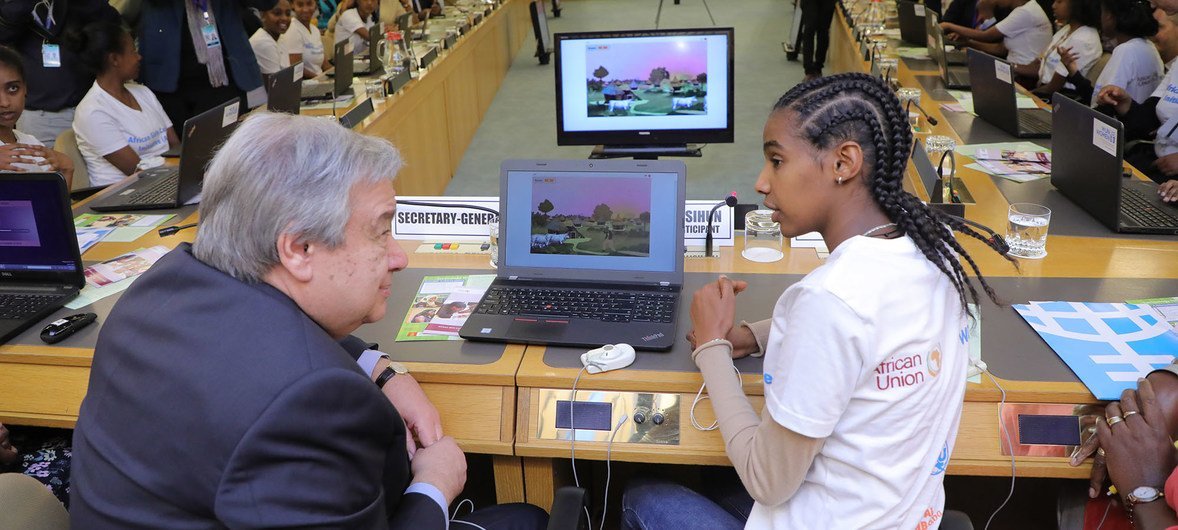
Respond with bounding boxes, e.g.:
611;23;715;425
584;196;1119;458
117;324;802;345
948;71;969;86
477;287;677;323
0;293;60;320
125;169;179;206
1122;187;1178;228
1020;112;1052;135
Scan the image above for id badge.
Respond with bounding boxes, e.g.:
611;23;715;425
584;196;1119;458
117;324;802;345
200;20;222;48
42;43;61;68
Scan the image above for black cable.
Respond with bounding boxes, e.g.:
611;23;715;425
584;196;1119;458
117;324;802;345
158;223;198;237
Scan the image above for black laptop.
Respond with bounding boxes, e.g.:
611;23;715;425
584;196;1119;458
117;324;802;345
1051;96;1178;235
266;64;302;115
302;41;352;100
967;49;1052;138
897;0;929;46
459;159;687;351
0;173;84;344
926;12;969;87
89;98;241;212
355;22;385;75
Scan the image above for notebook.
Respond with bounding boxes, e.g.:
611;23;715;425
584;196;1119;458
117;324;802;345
967;49;1052;138
0;173;84;344
459;159;687;351
89;98;240;212
1051;95;1178;235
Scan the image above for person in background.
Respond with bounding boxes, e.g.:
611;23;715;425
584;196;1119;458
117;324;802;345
1093;60;1178;197
0;423;71;508
335;0;377;53
1152;8;1178;69
1090;0;1164;105
67;20;178;187
0;0;119;148
405;0;444;19
279;0;327;79
0;46;74;187
795;0;837;81
250;0;293;75
942;0;980;28
941;0;1054;85
1029;0;1103;99
136;0;276;134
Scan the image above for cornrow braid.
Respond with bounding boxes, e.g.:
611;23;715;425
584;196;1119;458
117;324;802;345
773;73;1015;315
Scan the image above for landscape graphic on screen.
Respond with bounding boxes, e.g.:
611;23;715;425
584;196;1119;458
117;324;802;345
583;39;708;117
530;176;651;256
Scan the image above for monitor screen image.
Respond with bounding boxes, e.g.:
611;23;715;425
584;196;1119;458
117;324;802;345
529;175;651;257
555;27;734;147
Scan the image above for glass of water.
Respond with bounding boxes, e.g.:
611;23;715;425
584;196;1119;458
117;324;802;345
488;220;499;268
1006;203;1051;259
742;210;784;263
365;79;386;103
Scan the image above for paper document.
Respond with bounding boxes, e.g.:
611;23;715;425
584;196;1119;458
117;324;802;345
1127;297;1178;332
395;274;495;341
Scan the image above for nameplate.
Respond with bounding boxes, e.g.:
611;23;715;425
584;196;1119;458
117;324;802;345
683;200;735;247
394;196;499;241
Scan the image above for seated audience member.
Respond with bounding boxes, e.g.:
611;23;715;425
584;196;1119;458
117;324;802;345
279;0;328;78
335;0;377;53
1095;72;1178;197
0;46;74;187
941;0;1053;79
0;422;72;507
69;112;547;529
1089;0;1164;105
67;21;177;187
1030;0;1103;99
405;0;444;19
942;0;980;28
622;74;1014;528
249;0;293;75
1153;8;1178;69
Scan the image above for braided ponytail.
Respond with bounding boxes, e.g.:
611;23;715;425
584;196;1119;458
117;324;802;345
773;73;1013;315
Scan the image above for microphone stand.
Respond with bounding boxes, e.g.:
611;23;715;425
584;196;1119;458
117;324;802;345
936;150;957;203
905;98;939;129
705;195;736;258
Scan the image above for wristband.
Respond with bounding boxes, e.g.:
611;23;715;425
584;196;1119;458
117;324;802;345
691;338;732;363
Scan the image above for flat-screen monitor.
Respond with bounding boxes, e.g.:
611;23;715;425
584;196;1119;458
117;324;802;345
554;28;734;153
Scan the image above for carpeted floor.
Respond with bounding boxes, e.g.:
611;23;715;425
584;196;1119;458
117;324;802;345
445;0;808;200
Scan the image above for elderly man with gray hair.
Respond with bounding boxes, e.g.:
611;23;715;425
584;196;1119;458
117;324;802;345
70;113;548;529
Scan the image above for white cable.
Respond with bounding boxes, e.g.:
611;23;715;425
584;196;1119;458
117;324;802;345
449;499;488;530
569;365;590;530
599;414;630;530
690;365;742;431
982;366;1015;530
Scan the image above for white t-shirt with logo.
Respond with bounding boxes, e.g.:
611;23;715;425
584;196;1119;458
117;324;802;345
1038;25;1102;88
749;235;970;529
335;8;374;54
73;82;172;187
1149;67;1178;157
995;0;1053;66
249;28;290;75
1;130;51;172
279;21;325;77
1093;37;1165;106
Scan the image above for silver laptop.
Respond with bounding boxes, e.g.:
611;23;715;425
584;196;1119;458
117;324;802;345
459;159;687;351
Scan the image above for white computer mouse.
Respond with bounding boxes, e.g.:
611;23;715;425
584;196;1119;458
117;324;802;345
581;343;636;374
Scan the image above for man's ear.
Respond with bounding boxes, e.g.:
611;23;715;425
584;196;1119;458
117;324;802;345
275;232;315;282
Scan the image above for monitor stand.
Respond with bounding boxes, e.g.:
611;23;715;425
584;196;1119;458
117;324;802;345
589;144;703;160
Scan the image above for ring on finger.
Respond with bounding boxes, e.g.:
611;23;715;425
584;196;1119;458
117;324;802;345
1107;415;1125;427
1097;447;1106;457
1123;410;1140;420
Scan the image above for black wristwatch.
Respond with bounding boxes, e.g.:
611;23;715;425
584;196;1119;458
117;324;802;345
375;361;409;389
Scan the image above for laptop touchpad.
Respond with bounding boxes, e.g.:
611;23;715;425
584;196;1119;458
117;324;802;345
508;317;568;339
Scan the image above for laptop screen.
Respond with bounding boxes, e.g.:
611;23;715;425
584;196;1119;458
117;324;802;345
0;175;81;280
500;161;685;283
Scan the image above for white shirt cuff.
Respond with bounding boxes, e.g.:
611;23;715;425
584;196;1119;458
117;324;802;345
357;349;389;378
405;482;449;528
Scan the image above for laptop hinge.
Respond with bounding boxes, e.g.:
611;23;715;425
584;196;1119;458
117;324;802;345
0;283;74;294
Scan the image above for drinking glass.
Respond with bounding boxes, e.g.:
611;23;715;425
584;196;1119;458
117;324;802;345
742;210;784;263
1006;203;1050;259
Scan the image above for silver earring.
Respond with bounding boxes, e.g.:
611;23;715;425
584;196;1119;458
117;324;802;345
837;176;844;184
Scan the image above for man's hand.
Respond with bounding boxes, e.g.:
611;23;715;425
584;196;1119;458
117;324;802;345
1097;85;1133;116
410;436;467;505
0;423;19;466
1159;179;1178;203
1097;380;1178;501
378;365;443;453
1154;156;1178;179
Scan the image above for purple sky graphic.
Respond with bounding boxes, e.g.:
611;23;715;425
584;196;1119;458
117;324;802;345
532;177;651;218
585;39;707;81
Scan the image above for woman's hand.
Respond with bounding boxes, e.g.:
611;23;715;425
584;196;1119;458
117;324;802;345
1155;157;1178;179
0;143;37;172
1097;85;1133;117
1159;179;1178;203
688;275;747;346
1058;46;1079;76
0;423;18;466
1097;380;1178;501
687;324;759;359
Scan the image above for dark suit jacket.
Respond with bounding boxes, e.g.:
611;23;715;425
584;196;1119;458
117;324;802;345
71;244;446;529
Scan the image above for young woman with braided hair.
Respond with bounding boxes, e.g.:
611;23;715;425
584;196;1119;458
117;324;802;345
621;73;1014;529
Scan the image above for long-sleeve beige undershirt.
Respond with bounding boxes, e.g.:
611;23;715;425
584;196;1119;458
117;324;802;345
693;324;825;508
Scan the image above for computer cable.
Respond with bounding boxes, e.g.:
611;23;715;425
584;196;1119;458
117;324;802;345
690;365;742;431
158;223;198;237
599;414;630;530
976;358;1015;530
450;499;488;530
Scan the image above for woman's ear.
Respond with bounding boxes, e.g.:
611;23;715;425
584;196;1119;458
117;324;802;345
831;140;865;185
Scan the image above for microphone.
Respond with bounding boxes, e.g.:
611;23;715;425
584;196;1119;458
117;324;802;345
158;222;198;237
905;98;939;128
936;150;957;203
705;192;738;258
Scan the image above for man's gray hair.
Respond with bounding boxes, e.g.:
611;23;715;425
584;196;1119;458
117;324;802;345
193;112;403;283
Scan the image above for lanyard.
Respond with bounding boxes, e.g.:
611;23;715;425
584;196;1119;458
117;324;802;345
31;0;56;33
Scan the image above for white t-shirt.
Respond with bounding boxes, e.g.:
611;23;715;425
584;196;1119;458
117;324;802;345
1093;38;1165;106
1038;25;1102;88
73;82;172;187
335;8;374;54
995;0;1053;66
1;130;51;172
1150;68;1178;157
249;28;290;75
748;235;970;529
278;21;325;77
